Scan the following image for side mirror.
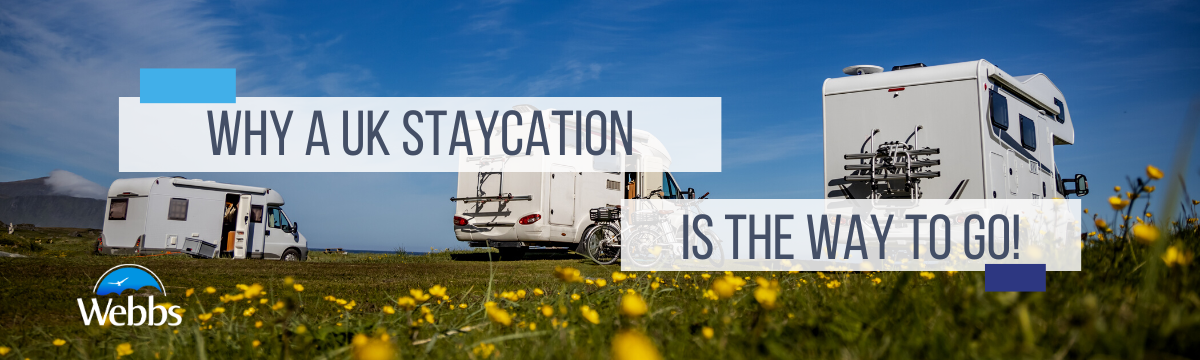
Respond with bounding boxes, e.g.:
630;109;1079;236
1073;174;1088;197
291;222;299;234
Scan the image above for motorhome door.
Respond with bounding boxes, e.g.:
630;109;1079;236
233;195;251;259
549;166;576;225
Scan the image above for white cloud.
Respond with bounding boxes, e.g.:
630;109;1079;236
0;0;246;176
45;169;106;199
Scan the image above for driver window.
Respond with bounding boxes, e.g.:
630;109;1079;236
267;207;290;229
662;173;680;199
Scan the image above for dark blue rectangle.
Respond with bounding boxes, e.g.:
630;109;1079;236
985;264;1046;292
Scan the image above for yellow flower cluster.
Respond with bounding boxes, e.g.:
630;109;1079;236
473;343;497;359
579;305;600;324
351;333;394;360
753;277;780;310
919;272;936;280
611;330;662;360
485;301;512;326
554;266;584;283
1162;245;1193;268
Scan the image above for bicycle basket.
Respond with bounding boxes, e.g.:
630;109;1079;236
589;206;621;222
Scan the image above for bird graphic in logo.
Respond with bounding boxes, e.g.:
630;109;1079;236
93;264;165;296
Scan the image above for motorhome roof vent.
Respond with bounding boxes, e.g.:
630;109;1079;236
891;63;926;71
843;65;884;76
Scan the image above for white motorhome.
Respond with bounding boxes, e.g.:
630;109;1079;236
823;60;1089;201
452;106;701;260
99;177;309;261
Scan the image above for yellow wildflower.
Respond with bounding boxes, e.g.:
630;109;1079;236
1162;245;1193;267
619;292;648;318
197;313;213;322
571;293;581;301
186;288;195;297
397;296;417;310
1145;186;1156;193
711;278;736;299
252;340;261;348
255;321;263;328
1114;186;1121;192
1095;218;1108;229
459;303;468;309
383;306;395;315
0;346;9;356
611;330;662;360
1133;224;1160;243
243;283;264;298
753;277;780;310
115;342;132;358
1147;165;1163;180
1109;196;1127;210
428;285;447;298
533;288;545;296
211;307;225;314
596;279;607;287
293;284;304;292
205;286;216;294
541;304;554;317
872;277;882;285
272;301;285;311
826;280;842;289
701;273;711;280
473;343;496;359
243;307;256;317
53;339;66;346
554;267;584;283
283;276;294;285
612;272;628;283
351;334;395;360
920;271;936;280
485;302;512;326
344;300;356;311
410;289;431;302
580;305;600;324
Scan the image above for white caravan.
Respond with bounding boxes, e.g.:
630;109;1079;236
451;106;701;260
823;60;1089;201
99;177;309;261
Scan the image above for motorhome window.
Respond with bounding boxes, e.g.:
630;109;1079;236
108;199;128;220
250;205;263;223
593;153;621;173
167;198;189;221
1019;115;1037;151
989;90;1009;130
267;207;290;229
1054;98;1065;123
662;173;681;199
1055;168;1066;196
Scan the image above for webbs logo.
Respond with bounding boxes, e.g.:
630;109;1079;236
77;264;182;326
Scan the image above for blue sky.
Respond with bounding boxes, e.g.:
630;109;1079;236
2;0;1198;250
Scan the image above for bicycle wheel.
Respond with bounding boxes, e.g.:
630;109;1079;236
582;223;621;265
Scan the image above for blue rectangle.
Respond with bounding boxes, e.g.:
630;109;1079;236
985;264;1046;292
140;68;235;103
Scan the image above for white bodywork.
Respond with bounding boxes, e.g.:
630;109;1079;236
823;60;1085;201
100;177;308;260
453;107;690;249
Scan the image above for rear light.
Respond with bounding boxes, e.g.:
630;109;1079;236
518;214;542;225
453;216;469;226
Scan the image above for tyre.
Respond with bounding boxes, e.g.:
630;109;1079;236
497;247;527;261
281;248;301;261
582;224;621;265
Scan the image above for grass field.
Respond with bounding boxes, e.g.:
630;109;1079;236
1;169;1198;359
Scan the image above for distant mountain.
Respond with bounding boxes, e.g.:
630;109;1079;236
0;177;104;229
